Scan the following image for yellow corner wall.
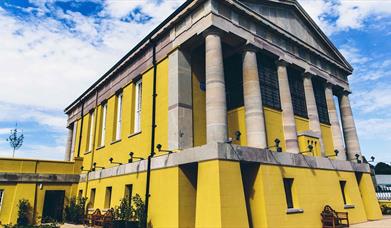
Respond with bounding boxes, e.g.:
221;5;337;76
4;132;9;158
247;165;369;228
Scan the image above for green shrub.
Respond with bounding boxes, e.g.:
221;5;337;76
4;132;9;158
17;199;32;226
63;196;87;224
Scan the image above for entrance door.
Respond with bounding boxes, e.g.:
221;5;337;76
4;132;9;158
42;190;65;223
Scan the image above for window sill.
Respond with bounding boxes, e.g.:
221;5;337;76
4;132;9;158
96;145;105;150
344;204;355;209
286;208;304;214
111;139;121;145
84;150;92;155
128;131;142;138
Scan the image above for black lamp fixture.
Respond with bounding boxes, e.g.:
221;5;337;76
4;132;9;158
234;131;241;141
109;157;122;165
128;152;145;163
80;166;92;172
370;156;375;163
355;154;362;163
300;144;314;154
266;138;282;152
156;144;175;154
326;149;339;158
92;162;105;171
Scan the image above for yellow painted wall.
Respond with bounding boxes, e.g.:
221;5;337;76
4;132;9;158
192;66;206;147
264;107;286;151
74;58;169;172
227;107;247;146
358;173;382;220
321;124;335;157
247;165;369;228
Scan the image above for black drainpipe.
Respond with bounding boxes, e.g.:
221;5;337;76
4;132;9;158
144;38;157;228
32;160;39;224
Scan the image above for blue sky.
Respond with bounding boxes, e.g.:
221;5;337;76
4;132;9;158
0;0;390;163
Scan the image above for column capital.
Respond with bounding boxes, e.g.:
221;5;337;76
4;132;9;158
276;58;290;67
303;71;314;79
203;27;223;38
242;44;258;53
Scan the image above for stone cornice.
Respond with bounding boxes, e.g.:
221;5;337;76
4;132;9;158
0;173;80;183
80;142;370;182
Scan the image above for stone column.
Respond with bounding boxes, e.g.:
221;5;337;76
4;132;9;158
64;125;73;161
339;91;362;161
277;61;299;153
168;49;193;150
325;83;346;160
303;73;325;156
205;31;227;143
242;48;267;148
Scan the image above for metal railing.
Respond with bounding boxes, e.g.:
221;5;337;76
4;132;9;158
377;186;391;200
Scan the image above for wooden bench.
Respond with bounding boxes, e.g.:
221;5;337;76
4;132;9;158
321;205;349;228
95;208;114;228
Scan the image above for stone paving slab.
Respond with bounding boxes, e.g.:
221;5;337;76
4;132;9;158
351;216;391;228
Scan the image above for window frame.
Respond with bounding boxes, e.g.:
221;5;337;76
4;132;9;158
87;110;95;152
100;102;107;147
283;178;294;209
287;68;308;118
257;55;281;110
0;189;4;212
115;92;123;141
70;122;77;159
134;80;142;133
340;180;347;205
312;79;330;124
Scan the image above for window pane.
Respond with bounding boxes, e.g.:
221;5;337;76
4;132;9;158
312;79;330;124
283;178;294;209
88;111;94;151
257;55;281;110
225;54;243;111
100;104;107;147
116;94;122;140
134;80;142;133
288;68;307;118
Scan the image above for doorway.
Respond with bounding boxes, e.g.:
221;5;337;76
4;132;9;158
42;190;65;223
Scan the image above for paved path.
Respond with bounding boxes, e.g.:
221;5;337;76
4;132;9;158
351;216;391;228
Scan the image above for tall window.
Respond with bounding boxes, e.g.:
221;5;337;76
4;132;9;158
70;122;77;159
115;93;123;140
313;79;330;124
257;55;281;110
283;178;294;209
224;54;243;110
339;181;347;205
88;111;95;152
0;189;4;211
104;187;112;209
125;184;133;202
100;102;107;147
288;68;307;118
89;188;96;209
134;81;142;133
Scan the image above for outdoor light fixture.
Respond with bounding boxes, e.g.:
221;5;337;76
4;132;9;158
80;166;92;172
109;157;122;165
355;154;361;163
326;149;339;158
156;144;175;154
370;156;375;162
235;131;241;141
300;144;314;154
92;162;105;171
266;138;282;152
128;152;145;163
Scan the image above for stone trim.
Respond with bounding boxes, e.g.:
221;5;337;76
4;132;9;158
0;173;80;183
79;142;371;182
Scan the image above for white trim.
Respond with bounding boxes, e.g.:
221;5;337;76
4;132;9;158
115;93;123;140
134;80;142;133
100;103;107;147
88;111;94;152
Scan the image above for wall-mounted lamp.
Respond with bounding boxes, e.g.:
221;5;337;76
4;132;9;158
80;166;92;172
266;138;282;152
355;154;362;163
325;149;339;158
300;144;314;154
234;131;241;141
156;144;175;154
92;162;105;171
109;157;122;165
128;152;145;163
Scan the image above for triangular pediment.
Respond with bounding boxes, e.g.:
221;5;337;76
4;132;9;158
239;0;351;71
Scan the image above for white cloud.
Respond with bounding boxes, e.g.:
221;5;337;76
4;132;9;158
356;118;391;140
352;85;391;114
0;128;12;135
298;0;391;35
0;144;66;160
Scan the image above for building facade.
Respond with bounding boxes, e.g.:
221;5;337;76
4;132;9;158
0;0;382;227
